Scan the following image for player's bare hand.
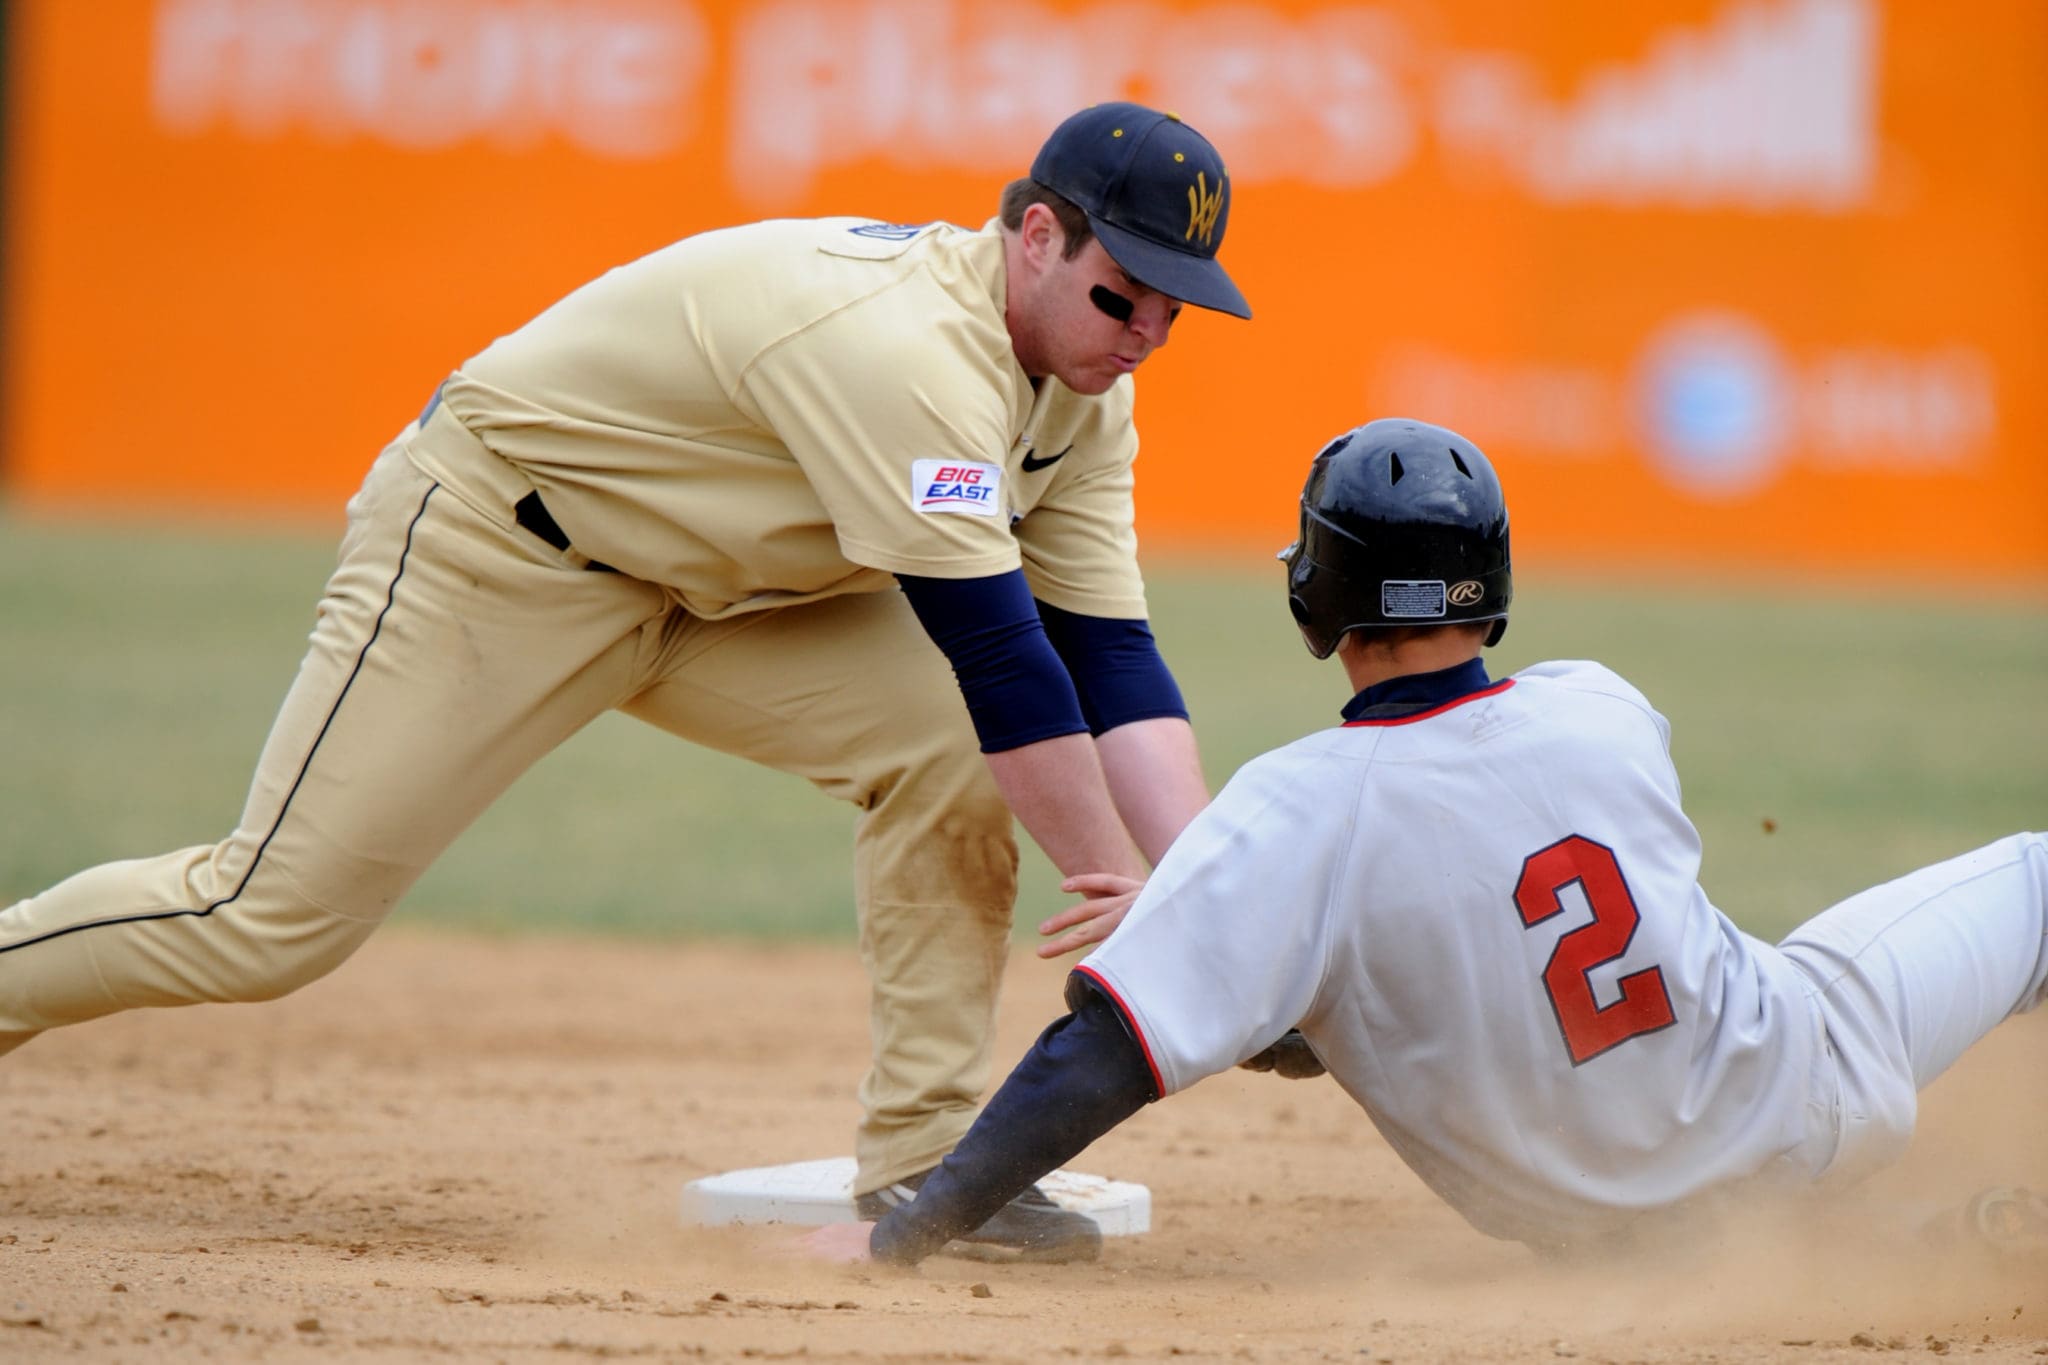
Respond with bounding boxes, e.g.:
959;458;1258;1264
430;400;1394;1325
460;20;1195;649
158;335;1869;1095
1037;873;1145;959
793;1221;876;1263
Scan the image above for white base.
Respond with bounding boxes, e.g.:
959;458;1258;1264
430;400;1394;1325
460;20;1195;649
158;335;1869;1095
679;1156;1151;1237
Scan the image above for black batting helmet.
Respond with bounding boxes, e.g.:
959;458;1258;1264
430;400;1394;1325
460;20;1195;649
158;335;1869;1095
1279;418;1512;660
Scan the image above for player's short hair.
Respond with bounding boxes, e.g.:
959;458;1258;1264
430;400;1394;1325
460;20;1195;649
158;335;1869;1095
999;178;1095;260
1340;621;1495;652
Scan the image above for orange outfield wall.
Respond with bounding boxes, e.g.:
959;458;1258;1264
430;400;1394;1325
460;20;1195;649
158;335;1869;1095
4;0;2044;582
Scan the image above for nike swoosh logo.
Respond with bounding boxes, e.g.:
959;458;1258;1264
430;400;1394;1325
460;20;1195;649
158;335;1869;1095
1020;443;1073;474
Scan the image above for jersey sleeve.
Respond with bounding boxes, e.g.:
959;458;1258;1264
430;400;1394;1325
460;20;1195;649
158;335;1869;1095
736;283;1024;580
1078;739;1359;1095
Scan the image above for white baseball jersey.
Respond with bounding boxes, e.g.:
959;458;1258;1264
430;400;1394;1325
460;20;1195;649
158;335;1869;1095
1080;659;1830;1246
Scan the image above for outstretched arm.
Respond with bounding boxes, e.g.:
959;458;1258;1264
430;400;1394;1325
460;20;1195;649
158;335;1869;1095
900;572;1204;883
1034;600;1208;865
1032;601;1211;952
982;735;1149;880
1096;715;1208;860
1016;716;1207;954
805;978;1159;1266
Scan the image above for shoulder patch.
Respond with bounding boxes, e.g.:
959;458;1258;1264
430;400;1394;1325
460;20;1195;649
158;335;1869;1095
820;219;952;262
911;459;1003;517
848;221;929;240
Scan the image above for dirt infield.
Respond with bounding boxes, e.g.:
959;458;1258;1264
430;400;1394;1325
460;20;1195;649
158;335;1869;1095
3;929;2043;1364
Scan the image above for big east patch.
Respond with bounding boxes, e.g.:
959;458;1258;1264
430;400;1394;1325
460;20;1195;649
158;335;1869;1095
910;459;1003;517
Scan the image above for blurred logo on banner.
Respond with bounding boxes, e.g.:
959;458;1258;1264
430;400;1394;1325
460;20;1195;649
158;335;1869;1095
1378;314;1998;501
152;0;711;156
1633;314;1794;498
147;0;1878;212
1437;0;1876;211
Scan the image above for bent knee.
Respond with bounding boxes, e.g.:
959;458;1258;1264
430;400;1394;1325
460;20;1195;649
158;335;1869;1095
168;897;381;1004
858;791;1019;915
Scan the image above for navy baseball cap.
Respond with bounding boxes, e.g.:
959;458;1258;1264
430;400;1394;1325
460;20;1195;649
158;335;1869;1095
1030;102;1251;319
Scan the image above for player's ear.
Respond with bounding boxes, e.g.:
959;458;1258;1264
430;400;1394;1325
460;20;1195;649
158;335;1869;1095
1018;202;1063;271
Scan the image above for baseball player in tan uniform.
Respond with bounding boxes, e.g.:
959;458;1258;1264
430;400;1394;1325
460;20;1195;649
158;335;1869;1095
0;102;1249;1262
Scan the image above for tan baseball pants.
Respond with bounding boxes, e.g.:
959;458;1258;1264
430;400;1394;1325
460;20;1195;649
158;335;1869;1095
0;424;1019;1193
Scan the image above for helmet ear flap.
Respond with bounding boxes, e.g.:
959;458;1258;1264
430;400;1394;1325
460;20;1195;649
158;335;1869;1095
1485;618;1508;648
1284;562;1341;660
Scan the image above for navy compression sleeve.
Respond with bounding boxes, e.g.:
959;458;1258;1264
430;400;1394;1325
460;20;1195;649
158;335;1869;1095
1035;600;1189;735
897;571;1088;753
867;977;1158;1266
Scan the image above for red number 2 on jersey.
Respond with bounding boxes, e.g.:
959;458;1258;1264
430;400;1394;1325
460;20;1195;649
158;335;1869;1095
1513;835;1676;1065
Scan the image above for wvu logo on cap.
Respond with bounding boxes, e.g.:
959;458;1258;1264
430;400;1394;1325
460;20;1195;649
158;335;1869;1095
1185;171;1224;248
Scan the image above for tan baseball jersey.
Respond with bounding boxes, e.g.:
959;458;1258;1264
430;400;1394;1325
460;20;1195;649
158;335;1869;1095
407;218;1149;621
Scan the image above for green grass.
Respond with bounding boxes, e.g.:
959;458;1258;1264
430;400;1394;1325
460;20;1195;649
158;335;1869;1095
2;513;2042;945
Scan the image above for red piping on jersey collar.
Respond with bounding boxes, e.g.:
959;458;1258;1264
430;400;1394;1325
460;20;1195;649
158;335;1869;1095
1072;963;1167;1098
1341;677;1516;728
